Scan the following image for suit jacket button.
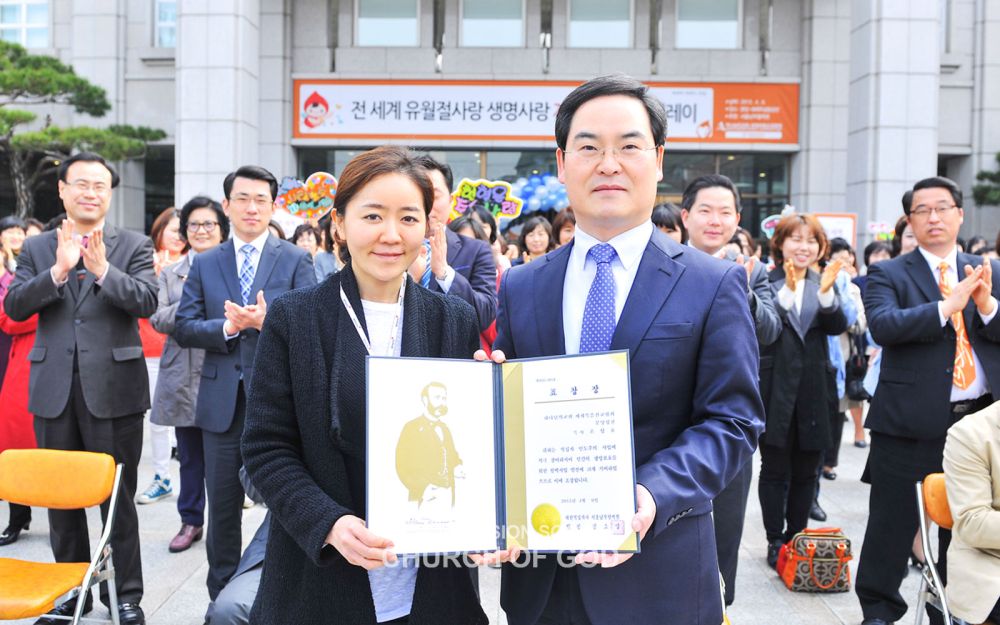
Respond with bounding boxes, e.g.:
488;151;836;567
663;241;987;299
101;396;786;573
74;319;81;325
946;368;953;374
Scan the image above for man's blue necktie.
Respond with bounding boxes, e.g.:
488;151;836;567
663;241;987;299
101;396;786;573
420;240;432;288
239;244;257;305
579;243;618;353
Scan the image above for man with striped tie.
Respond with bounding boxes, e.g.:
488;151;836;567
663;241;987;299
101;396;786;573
858;177;1000;625
174;166;315;616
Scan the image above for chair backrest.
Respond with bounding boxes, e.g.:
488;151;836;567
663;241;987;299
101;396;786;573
922;473;953;530
0;449;116;509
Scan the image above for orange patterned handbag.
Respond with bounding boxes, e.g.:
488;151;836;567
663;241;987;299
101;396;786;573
776;527;853;592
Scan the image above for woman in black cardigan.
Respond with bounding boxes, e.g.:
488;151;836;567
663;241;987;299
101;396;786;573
758;214;849;568
241;146;487;625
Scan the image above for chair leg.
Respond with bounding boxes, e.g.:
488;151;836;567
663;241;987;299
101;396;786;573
108;576;120;625
914;577;927;625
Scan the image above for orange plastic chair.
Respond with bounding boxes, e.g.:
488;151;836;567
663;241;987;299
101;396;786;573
0;449;123;624
914;473;960;625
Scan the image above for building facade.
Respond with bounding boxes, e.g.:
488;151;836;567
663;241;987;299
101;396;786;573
3;0;1000;244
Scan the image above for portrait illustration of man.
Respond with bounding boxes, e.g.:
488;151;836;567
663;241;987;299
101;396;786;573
395;382;464;519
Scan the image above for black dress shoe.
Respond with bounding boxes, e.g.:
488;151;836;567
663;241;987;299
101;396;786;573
766;539;784;569
810;499;828;522
118;602;146;625
0;521;28;546
822;468;838;480
34;594;92;625
860;619;893;624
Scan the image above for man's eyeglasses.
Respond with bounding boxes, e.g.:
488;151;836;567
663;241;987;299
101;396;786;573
187;221;219;233
229;195;273;208
910;204;958;218
563;145;659;163
68;180;110;195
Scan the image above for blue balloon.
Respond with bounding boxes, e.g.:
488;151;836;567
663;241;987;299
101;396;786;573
529;175;543;186
520;185;536;199
527;197;542;212
534;186;549;198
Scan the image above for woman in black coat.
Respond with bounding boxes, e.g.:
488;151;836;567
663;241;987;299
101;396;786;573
758;214;848;568
241;146;488;625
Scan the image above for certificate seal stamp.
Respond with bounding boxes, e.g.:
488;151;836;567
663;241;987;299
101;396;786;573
531;503;561;536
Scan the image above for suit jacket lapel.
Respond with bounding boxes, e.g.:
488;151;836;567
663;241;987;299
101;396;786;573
610;231;684;357
798;276;821;338
216;240;242;303
75;224;118;310
249;235;281;300
904;251;943;305
534;243;571;356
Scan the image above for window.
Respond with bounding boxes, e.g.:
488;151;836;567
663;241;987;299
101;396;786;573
155;0;176;48
461;0;522;47
568;0;630;49
0;1;48;48
357;0;419;47
675;0;740;50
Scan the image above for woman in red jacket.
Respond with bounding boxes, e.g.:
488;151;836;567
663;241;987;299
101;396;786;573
0;279;37;546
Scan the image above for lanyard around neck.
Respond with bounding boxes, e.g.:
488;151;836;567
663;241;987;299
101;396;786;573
339;273;406;356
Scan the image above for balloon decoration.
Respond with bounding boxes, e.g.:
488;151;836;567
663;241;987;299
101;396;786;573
508;172;570;215
274;171;338;221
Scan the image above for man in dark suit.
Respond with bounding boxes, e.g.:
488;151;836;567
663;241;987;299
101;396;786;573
409;155;497;331
174;165;315;610
858;176;1000;625
487;75;765;625
4;152;157;625
680;173;781;606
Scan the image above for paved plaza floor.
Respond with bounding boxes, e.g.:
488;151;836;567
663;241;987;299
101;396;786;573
4;418;931;625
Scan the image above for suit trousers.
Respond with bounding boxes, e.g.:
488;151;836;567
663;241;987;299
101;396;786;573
530;566;594;625
34;372;144;606
856;432;952;624
713;458;753;605
758;440;822;543
175;426;206;527
204;383;246;600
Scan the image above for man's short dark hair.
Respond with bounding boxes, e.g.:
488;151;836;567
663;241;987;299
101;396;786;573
223;165;279;201
902;177;963;215
554;74;668;151
414;155;454;191
178;195;228;243
680;174;742;214
58;152;120;188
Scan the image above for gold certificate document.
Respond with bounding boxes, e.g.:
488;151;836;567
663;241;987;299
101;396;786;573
365;351;637;556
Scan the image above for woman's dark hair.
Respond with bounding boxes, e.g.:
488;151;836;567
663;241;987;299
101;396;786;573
318;214;335;252
332;146;434;263
179;195;228;243
863;240;892;267
0;216;27;235
223;165;279;201
449;216;487;242
149;206;179;252
651;203;687;243
519;216;555;254
469;206;498;244
44;213;66;232
966;235;988;255
551;209;576;241
891;215;909;257
770;214;829;264
555;74;668;150
268;220;287;240
24;218;43;232
291;223;322;247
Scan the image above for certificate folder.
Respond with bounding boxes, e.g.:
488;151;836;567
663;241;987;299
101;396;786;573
365;351;638;556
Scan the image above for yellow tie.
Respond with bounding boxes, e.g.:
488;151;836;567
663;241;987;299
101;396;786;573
938;262;976;390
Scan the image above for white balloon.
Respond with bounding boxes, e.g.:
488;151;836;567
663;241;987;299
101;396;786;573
535;187;549;198
546;177;562;189
516;177;529;187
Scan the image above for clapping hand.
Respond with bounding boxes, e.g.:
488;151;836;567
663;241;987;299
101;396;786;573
735;254;756;286
223;290;268;334
429;219;449;278
52;219;82;282
783;259;798;292
965;256;995;316
820;259;843;294
81;230;108;279
942;265;983;318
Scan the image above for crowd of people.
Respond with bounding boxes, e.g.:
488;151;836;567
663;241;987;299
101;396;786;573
0;74;998;625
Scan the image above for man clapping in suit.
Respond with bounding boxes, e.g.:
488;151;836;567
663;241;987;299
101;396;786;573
174;166;315;615
4;152;157;625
